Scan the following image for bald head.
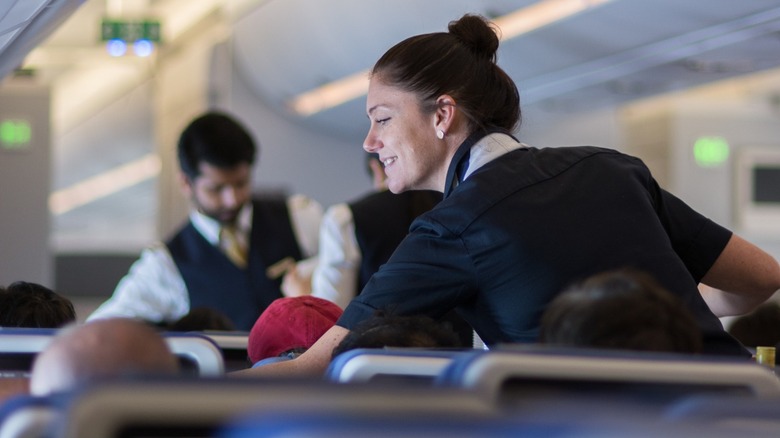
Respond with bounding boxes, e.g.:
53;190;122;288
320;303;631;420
30;318;180;396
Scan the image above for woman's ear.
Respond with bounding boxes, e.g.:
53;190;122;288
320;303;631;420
433;94;457;135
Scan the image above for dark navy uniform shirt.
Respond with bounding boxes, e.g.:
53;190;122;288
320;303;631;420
338;134;744;356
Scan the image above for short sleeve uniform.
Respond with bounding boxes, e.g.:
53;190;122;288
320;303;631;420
337;141;743;356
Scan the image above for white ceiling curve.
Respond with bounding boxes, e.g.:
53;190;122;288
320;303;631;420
230;0;539;140
3;0;780;252
231;0;780;140
0;0;85;79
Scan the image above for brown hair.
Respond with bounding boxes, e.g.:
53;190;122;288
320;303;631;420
540;269;703;354
371;14;520;134
0;281;76;328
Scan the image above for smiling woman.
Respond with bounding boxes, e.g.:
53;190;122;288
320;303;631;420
363;80;456;193
3;0;780;386
233;13;780;379
362;13;519;194
5;0;778;266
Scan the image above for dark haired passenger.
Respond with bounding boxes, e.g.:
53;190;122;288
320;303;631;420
539;269;703;354
167;306;237;332
0;282;76;328
727;301;780;349
331;311;463;359
234;14;780;378
88;111;322;330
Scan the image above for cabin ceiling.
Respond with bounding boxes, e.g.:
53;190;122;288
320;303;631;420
4;0;780;138
230;0;780;139
2;0;780;251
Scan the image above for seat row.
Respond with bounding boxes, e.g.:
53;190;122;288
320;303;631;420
2;328;780;437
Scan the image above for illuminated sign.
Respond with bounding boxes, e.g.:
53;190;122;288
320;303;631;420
101;19;161;57
100;19;161;42
0;119;31;150
694;136;730;167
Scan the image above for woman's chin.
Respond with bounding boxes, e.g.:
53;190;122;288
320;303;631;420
387;181;408;194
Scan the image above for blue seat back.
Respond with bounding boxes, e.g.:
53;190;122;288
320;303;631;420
161;332;225;376
326;348;472;383
437;346;780;411
0;393;66;438
56;377;493;438
0;327;225;377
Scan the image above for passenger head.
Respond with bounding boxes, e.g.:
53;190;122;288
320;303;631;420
0;281;76;328
177;112;256;225
30;318;180;396
248;296;343;366
727;301;780;348
539;269;703;354
364;14;519;193
331;311;463;359
167;306;237;332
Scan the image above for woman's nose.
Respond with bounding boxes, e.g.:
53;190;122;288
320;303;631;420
363;129;380;153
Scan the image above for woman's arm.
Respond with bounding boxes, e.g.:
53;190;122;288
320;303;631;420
700;234;780;317
230;325;350;378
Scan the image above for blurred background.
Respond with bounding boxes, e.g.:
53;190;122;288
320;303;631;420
1;0;779;318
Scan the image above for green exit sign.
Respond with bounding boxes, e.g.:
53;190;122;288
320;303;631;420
694;136;730;168
101;19;161;42
1;119;31;150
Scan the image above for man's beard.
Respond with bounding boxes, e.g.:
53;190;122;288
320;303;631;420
194;199;243;226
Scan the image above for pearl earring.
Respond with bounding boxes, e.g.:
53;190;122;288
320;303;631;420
437;130;445;140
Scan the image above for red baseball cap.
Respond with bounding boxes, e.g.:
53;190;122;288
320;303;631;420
248;296;343;363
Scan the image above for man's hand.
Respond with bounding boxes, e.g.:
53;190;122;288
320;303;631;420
281;265;313;297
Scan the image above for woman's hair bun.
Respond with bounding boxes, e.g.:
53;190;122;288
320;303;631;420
448;14;500;62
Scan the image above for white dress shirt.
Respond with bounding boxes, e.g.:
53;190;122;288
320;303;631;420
87;195;322;324
310;203;361;309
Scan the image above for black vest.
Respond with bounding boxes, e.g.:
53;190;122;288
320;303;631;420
166;198;303;330
349;190;474;346
349;190;441;291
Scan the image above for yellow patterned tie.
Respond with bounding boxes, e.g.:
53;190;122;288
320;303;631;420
220;226;247;268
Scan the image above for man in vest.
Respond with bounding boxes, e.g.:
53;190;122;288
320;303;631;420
88;112;322;330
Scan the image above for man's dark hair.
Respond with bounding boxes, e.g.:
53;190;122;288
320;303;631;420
177;112;257;181
539;269;703;354
0;281;76;328
331;311;463;359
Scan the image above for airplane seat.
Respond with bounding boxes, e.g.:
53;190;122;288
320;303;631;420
54;377;494;438
0;328;58;370
0;393;65;438
0;328;58;405
220;410;561;438
0;327;225;378
191;331;250;372
326;348;471;384
436;345;780;416
218;397;742;438
663;393;780;436
161;332;226;377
